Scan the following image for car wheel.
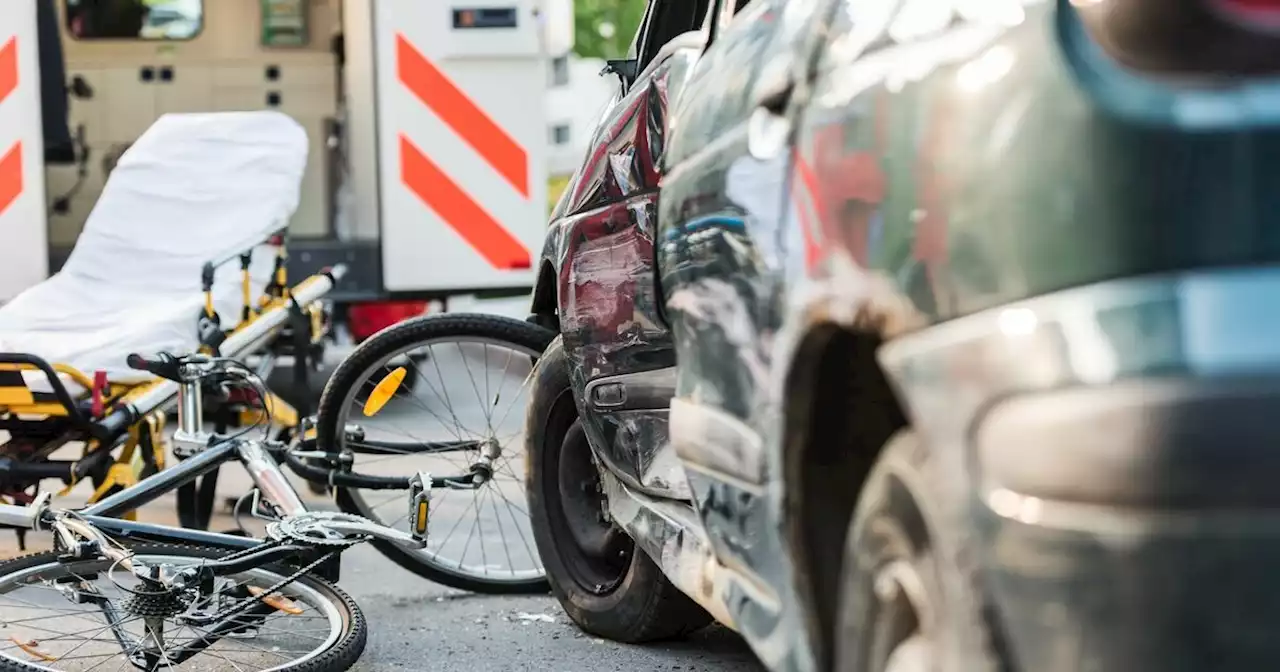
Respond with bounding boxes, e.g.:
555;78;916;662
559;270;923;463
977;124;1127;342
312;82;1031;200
834;431;1009;672
526;337;711;642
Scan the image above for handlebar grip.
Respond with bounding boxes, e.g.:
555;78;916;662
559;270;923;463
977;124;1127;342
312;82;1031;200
125;352;181;381
126;353;166;372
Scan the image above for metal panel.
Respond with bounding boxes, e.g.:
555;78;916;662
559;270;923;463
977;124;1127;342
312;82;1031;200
340;0;382;243
0;5;49;301
372;0;546;293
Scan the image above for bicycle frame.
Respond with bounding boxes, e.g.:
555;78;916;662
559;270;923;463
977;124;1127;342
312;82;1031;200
82;438;288;539
0;365;443;558
82;364;308;517
0;484;406;670
0;343;526;667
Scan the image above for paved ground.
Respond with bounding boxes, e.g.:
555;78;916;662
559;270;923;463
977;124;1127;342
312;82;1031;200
345;543;764;672
0;495;762;671
0;301;766;671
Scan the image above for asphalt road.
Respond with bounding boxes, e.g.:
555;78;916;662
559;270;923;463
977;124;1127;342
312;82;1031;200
343;543;763;672
0;305;765;671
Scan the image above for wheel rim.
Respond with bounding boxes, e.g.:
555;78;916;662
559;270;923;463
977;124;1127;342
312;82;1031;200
0;552;344;671
335;335;545;585
545;422;631;594
884;635;933;672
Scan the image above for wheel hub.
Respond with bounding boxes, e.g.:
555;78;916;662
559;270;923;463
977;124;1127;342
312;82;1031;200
557;441;620;557
121;589;188;618
552;423;632;594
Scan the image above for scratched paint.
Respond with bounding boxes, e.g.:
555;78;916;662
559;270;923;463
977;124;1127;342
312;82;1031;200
527;0;1280;670
531;40;704;503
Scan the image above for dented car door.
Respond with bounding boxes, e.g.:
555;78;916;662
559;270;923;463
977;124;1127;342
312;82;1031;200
537;2;711;500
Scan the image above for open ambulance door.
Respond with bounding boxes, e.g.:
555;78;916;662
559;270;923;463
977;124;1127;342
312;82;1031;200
300;0;562;303
0;1;52;301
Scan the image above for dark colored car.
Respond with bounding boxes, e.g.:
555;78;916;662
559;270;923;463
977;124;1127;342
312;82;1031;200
527;0;1280;670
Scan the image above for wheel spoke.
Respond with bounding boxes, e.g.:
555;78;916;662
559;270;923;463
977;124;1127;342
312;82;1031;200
324;323;548;588
0;550;353;671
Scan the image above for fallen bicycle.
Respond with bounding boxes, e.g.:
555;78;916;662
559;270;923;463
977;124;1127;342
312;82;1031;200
0;349;505;671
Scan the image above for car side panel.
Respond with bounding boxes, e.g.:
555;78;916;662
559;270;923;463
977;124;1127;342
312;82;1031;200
654;1;829;670
543;50;701;501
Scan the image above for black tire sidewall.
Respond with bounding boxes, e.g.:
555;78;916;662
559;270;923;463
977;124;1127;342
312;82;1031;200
525;338;708;641
316;313;555;594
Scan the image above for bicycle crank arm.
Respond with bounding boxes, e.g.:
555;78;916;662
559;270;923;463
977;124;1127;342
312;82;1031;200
321;520;427;549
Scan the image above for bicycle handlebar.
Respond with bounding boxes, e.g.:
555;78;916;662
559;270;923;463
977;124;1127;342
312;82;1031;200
126;352;184;382
126;352;222;384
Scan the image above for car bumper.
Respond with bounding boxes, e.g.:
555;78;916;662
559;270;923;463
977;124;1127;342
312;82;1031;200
975;378;1280;672
878;266;1280;672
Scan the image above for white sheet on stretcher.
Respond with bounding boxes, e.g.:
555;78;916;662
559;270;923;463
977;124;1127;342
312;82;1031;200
0;111;309;393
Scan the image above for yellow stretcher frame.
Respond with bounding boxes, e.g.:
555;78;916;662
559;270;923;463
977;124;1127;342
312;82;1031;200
0;231;333;521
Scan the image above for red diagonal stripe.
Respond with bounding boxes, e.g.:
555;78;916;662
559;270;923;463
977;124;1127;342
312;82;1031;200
792;151;826;269
397;35;529;198
0;143;23;216
400;135;530;270
0;37;17;106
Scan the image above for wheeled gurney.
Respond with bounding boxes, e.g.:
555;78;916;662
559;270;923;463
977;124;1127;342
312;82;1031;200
0;111;342;527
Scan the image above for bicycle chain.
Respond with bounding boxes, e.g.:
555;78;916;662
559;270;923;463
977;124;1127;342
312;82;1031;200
181;547;341;627
213;537;287;562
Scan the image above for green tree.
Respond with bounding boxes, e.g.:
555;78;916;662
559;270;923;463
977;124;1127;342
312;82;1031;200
573;0;647;59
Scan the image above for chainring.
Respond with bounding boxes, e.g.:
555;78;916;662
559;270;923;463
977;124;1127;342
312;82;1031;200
266;511;373;547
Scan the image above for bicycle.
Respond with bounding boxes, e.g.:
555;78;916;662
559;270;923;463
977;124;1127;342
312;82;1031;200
0;349;524;670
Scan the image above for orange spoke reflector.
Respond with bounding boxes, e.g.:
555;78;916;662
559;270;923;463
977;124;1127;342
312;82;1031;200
9;635;57;661
362;367;407;417
247;586;304;615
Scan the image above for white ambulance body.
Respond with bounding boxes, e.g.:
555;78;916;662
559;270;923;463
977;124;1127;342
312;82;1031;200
0;0;573;303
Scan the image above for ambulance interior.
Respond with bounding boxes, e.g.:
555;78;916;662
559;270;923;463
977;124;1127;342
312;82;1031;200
43;0;358;293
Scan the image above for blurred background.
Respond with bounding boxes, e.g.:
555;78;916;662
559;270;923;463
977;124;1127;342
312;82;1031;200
546;0;646;209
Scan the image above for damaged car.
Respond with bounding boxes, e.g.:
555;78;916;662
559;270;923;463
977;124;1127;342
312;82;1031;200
525;0;1280;670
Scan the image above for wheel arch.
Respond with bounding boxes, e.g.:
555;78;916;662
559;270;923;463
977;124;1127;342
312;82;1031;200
780;320;910;669
530;259;561;332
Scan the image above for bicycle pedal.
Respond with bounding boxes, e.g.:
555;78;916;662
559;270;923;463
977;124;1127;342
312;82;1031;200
407;471;432;543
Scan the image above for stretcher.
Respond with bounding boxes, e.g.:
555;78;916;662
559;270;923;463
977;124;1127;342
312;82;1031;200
0;111;342;530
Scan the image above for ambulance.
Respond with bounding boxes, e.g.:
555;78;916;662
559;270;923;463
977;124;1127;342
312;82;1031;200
1;0;573;321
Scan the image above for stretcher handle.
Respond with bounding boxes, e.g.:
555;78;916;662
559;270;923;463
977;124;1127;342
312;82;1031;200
126;352;184;383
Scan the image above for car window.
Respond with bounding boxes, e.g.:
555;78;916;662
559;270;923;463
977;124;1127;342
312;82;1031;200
65;0;204;41
636;0;714;70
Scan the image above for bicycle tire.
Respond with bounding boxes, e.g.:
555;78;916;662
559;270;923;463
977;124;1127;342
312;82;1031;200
315;313;554;594
0;543;366;672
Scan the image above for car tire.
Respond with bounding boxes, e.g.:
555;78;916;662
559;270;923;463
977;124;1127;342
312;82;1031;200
526;337;712;643
834;431;1009;672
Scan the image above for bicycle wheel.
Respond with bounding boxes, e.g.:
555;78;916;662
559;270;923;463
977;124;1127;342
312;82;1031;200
315;313;553;594
0;543;365;671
